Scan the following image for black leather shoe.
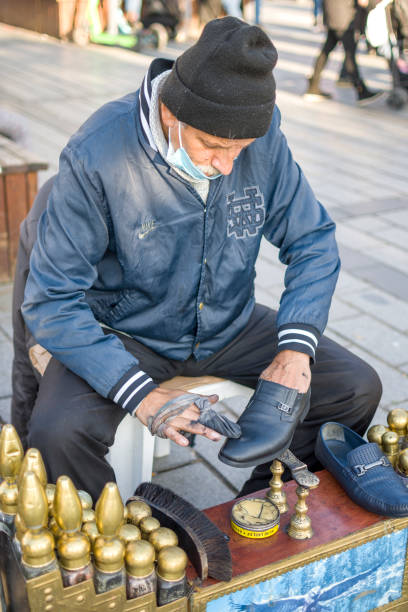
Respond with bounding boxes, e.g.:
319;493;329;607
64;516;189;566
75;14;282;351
315;422;408;517
218;380;311;468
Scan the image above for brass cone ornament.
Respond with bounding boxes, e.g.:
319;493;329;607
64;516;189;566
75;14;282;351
367;424;389;450
382;431;399;467
93;482;126;594
125;539;157;599
139;516;160;540
95;482;124;537
266;459;288;514
287;486;313;540
387;409;408;438
18;448;47;489
126;499;152;526
0;424;24;529
149;527;178;559
18;470;57;579
156;546;188;606
54;475;93;586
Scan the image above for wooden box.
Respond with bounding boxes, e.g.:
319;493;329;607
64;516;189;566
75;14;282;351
0;0;83;40
0;135;48;282
192;470;408;611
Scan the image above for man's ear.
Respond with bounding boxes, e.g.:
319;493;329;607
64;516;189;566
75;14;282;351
160;102;178;129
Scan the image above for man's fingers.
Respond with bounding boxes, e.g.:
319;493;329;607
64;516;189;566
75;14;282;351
163;425;190;446
165;417;221;441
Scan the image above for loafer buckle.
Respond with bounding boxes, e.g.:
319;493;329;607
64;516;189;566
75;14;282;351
354;456;389;476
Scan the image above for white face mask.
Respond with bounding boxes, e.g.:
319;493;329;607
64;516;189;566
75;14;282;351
166;122;222;181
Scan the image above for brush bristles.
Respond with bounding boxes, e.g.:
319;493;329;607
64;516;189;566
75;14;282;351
134;482;232;581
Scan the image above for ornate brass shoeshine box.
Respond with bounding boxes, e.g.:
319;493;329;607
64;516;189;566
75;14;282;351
191;471;408;611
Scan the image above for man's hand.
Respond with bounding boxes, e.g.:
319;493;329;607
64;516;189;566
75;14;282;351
260;350;311;393
135;387;222;446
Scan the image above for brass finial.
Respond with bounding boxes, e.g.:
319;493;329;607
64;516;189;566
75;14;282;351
18;471;48;531
0;424;24;519
387;409;408;438
54;476;82;532
93;535;125;573
287;486;313;540
119;523;142;546
266;460;288;514
157;546;188;581
77;489;93;510
126;499;152;526
18;448;47;489
139;516;160;540
54;476;91;574
125;539;155;577
367;424;389;450
0;424;24;478
93;483;125;575
18;471;55;568
149;527;178;559
382;431;399;467
95;482;124;537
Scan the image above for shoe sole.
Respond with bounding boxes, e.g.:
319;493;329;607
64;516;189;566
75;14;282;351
219;394;311;468
358;91;387;106
303;93;332;101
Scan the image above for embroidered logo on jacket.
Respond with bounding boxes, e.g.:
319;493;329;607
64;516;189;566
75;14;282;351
138;219;156;239
227;186;265;239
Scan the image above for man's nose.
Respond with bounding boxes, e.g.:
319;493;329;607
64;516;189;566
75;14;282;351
211;150;236;175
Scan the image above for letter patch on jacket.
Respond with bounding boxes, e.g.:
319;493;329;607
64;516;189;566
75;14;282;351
227;186;265;239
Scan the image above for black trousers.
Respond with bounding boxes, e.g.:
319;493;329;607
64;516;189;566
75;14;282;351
310;25;365;92
27;304;382;503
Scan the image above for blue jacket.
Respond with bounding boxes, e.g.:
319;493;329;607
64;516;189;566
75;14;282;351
22;59;340;415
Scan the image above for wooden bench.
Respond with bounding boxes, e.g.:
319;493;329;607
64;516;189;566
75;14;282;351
0;135;48;281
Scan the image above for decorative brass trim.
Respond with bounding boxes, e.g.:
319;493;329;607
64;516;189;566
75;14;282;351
25;569;157;611
155;596;188;611
191;518;408;611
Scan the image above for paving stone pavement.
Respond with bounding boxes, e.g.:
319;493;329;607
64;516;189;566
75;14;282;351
0;0;407;508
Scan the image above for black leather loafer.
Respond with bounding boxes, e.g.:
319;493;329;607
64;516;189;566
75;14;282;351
315;422;408;517
218;379;311;468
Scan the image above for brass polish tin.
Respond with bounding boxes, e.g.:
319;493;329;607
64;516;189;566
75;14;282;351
231;498;280;539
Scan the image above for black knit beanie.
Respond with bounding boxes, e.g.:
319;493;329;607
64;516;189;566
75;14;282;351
160;17;278;139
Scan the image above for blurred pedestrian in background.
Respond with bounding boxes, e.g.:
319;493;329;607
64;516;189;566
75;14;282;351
312;0;323;29
305;0;385;104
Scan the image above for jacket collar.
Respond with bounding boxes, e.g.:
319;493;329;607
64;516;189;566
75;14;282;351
139;58;174;152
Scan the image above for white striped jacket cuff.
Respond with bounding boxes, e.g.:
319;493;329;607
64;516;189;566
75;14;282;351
277;324;320;362
108;365;157;415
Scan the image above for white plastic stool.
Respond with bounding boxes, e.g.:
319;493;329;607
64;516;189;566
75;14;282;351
107;376;253;502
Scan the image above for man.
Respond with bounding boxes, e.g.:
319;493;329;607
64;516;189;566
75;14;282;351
21;17;381;502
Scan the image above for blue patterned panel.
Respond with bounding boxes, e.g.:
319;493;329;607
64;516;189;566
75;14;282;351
207;528;407;611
